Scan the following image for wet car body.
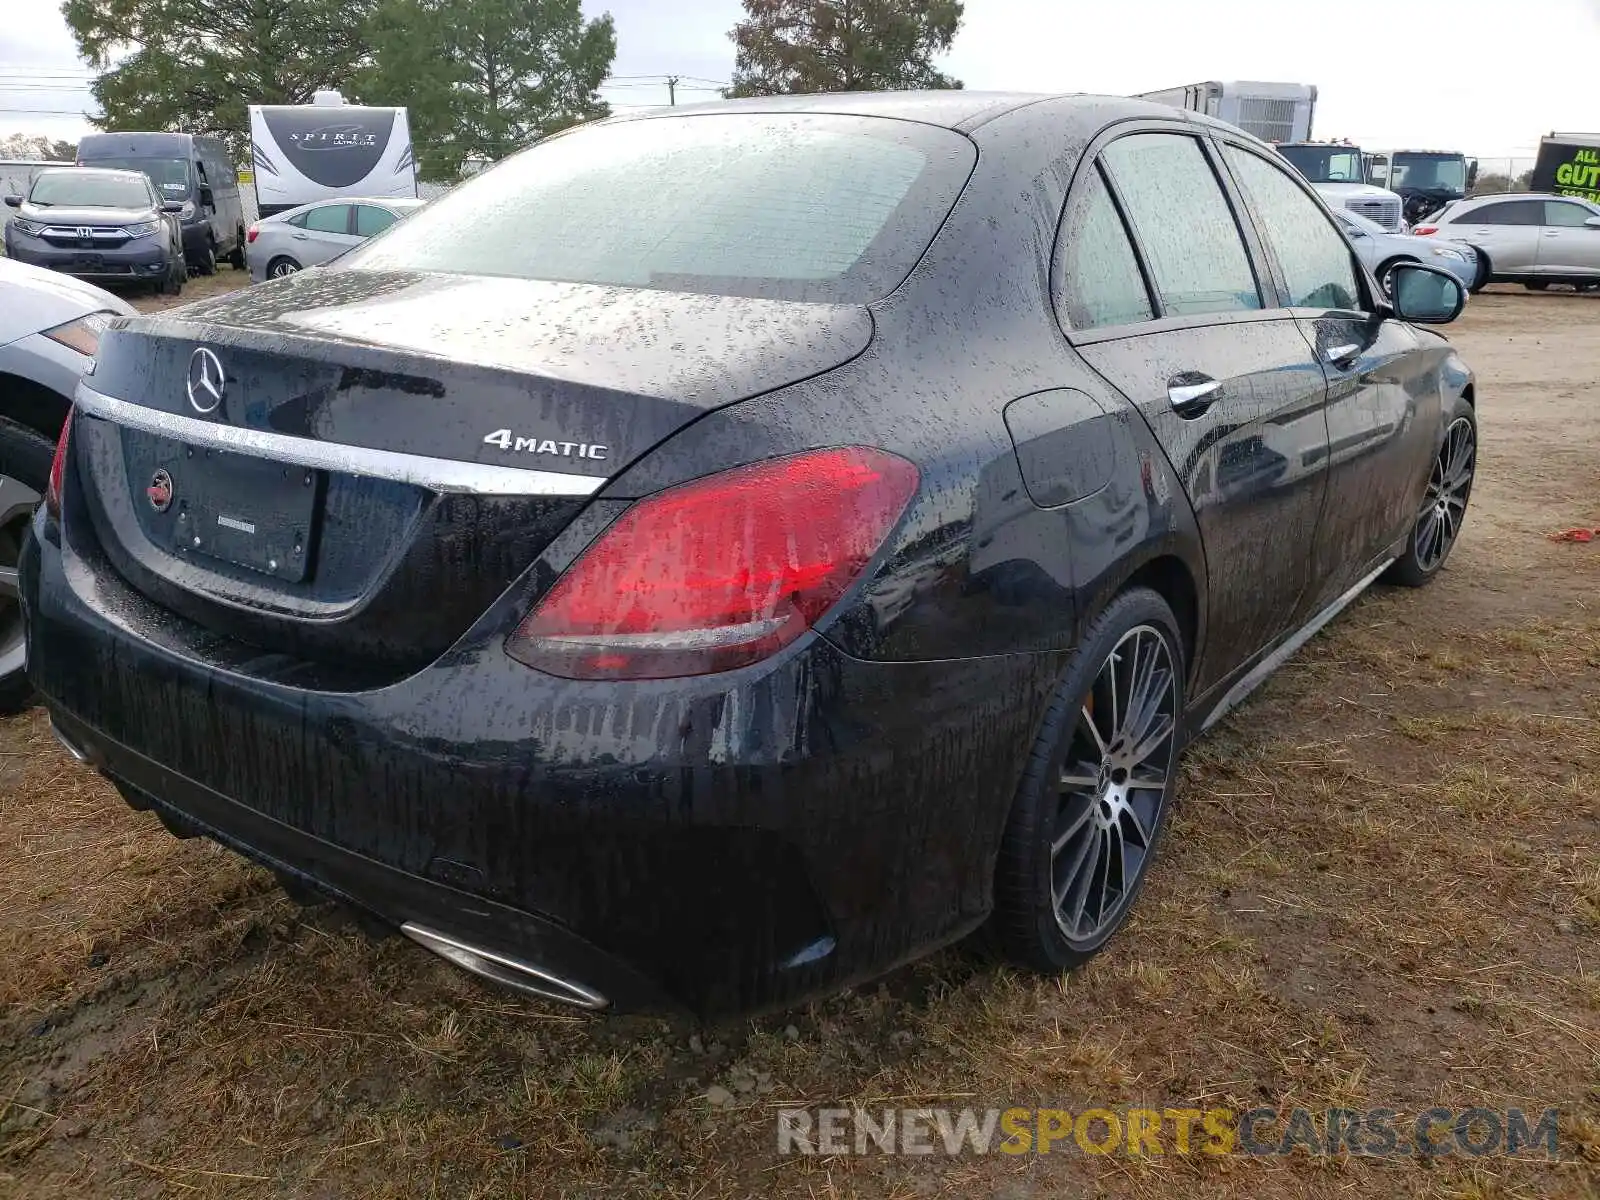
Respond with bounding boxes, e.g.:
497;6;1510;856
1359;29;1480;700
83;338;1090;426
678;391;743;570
23;93;1476;1015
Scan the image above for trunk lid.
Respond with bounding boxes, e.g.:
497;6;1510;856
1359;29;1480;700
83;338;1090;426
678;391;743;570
77;268;872;682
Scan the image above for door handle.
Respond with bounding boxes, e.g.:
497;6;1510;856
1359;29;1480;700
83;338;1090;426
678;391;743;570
1168;376;1222;413
291;232;308;240
1325;342;1362;369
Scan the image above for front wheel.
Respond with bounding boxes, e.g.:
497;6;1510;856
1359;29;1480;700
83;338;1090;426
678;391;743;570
992;587;1185;973
194;238;217;276
0;417;53;714
1384;407;1476;588
1468;250;1491;294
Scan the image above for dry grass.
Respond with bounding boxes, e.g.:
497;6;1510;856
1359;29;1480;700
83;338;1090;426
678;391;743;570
3;291;1599;1199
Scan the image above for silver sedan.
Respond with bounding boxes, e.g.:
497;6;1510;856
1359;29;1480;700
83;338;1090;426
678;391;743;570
247;197;426;283
1333;209;1482;291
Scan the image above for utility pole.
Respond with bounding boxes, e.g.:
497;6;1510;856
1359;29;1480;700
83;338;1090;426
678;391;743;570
667;75;679;106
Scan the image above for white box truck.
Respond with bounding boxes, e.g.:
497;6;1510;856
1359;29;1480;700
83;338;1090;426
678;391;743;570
1133;81;1317;144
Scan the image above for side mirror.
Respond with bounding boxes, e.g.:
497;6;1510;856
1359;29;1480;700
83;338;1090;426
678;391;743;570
1346;225;1369;239
3;195;20;208
198;186;214;207
162;200;185;213
1389;263;1465;324
1586;216;1600;230
1466;160;1479;188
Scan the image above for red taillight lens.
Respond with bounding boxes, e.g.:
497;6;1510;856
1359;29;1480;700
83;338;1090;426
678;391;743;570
45;409;72;520
1412;225;1439;237
508;447;919;680
246;224;258;244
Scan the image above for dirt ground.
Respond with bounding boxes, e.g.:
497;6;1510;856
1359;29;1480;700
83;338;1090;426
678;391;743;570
1;285;1597;1199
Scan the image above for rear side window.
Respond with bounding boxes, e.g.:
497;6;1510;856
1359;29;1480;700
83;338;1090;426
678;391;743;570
1100;133;1261;317
1056;167;1153;331
303;204;351;234
1223;145;1363;311
1544;201;1595;228
343;113;976;303
1463;200;1543;225
354;205;399;237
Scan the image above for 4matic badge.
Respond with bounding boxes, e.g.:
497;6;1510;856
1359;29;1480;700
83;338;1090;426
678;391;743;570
482;430;608;461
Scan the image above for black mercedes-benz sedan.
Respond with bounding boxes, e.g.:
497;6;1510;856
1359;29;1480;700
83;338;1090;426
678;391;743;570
21;92;1477;1016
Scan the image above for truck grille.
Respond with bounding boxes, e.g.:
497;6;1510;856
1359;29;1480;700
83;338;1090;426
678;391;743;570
1235;98;1301;144
1345;198;1403;233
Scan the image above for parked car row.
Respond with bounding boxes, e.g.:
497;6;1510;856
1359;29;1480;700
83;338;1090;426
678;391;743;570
13;93;1479;1017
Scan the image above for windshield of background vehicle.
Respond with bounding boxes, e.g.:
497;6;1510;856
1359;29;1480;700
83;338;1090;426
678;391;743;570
28;172;153;208
1389;154;1468;194
1277;146;1365;183
77;156;192;199
344;112;977;303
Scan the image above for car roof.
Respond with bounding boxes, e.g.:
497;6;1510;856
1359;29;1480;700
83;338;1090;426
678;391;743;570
34;165;150;181
600;90;1216;135
266;196;426;221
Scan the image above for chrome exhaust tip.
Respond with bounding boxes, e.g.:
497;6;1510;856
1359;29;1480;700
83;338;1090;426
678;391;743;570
48;717;94;766
400;922;608;1011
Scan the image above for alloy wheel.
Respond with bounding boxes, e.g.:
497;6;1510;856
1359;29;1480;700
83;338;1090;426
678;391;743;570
270;260;299;279
0;473;41;683
1416;416;1475;572
1049;625;1179;946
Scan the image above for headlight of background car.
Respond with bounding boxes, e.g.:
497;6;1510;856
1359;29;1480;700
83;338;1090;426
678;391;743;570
1430;246;1468;262
9;217;45;236
40;310;116;358
122;220;161;238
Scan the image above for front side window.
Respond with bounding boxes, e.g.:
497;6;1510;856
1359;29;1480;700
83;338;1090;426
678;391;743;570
1224;145;1363;311
353;205;399;237
1056;166;1153;331
1544;201;1596;228
343;113;976;303
1100;133;1261;318
302;204;351;235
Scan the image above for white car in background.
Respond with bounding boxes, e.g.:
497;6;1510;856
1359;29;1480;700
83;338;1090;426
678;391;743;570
0;257;135;711
1333;209;1483;293
246;197;427;282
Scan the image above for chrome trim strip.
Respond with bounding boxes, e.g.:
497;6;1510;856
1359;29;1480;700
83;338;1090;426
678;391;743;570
49;718;94;766
400;923;609;1010
74;384;605;497
1199;557;1395;734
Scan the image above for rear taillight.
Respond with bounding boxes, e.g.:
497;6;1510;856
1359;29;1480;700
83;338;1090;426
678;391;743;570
507;447;919;680
1412;225;1439;237
45;410;72;520
246;224;258;244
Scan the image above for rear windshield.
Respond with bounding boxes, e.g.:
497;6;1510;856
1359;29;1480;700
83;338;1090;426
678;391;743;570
343;113;976;303
29;171;151;208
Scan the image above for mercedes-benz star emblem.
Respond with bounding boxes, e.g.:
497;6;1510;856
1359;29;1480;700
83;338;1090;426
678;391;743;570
147;469;174;513
186;347;225;414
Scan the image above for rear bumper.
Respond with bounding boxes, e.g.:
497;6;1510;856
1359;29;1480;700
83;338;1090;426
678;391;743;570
21;509;1065;1015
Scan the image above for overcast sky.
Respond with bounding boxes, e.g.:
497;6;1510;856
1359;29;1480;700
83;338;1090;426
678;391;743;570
3;0;1598;163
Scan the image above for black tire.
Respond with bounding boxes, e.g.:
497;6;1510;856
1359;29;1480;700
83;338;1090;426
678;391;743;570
1468;249;1491;294
1376;256;1418;294
0;417;53;714
1525;281;1550;292
161;248;185;296
1384;400;1476;588
195;238;217;276
229;230;246;270
266;256;301;280
992;587;1186;974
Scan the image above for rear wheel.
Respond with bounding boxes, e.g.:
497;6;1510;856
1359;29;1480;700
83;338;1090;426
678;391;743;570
195;238;217;276
0;417;53;714
267;256;301;280
993;587;1185;973
1385;406;1476;588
